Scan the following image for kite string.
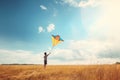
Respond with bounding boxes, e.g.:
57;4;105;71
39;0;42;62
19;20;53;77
49;46;54;54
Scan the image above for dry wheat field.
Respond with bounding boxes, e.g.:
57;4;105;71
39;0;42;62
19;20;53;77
0;64;119;80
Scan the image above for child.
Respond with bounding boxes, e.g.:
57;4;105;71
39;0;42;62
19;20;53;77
44;52;51;69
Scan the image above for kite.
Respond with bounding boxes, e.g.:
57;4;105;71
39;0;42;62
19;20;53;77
52;35;64;47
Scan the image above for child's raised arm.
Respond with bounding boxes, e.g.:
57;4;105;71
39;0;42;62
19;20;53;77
47;52;51;56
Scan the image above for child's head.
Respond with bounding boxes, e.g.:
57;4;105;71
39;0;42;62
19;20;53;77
44;52;47;55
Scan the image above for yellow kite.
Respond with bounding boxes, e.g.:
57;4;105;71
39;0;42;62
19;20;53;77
52;35;64;47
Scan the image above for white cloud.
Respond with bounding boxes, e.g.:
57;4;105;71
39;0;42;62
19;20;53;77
47;24;55;32
63;0;100;8
0;43;119;65
38;26;45;33
38;24;55;33
0;49;43;64
68;39;117;64
48;47;119;64
40;5;47;10
79;0;97;7
63;0;78;7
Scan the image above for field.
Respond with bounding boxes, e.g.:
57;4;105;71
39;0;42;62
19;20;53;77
0;64;120;80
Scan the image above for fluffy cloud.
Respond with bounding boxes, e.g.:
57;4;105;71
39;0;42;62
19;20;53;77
79;0;100;7
68;39;120;63
48;47;119;64
63;0;100;8
0;49;43;64
38;24;55;33
40;5;47;10
47;24;55;32
38;26;45;33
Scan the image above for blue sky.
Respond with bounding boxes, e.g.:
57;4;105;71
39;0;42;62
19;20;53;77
0;0;120;64
0;0;86;51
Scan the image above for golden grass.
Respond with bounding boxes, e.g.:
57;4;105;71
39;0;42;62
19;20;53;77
0;64;120;80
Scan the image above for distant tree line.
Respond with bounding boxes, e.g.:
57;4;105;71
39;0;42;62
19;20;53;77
116;62;120;64
0;64;41;65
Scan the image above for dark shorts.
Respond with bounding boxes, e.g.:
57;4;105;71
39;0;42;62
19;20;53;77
44;60;47;64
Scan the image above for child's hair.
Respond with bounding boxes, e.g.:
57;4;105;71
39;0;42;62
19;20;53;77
44;52;47;55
